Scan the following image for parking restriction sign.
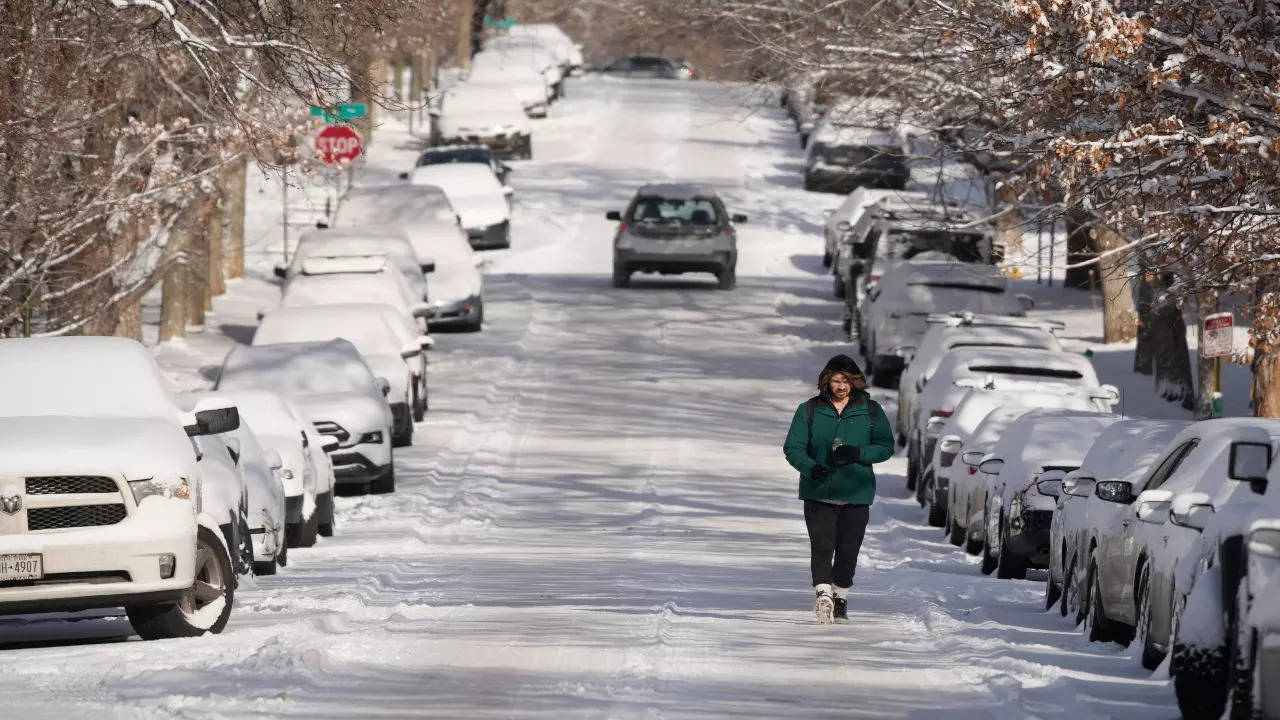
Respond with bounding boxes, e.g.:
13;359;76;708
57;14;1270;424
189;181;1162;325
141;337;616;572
1202;312;1234;358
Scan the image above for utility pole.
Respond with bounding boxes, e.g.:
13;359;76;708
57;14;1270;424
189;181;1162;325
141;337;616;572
457;0;473;70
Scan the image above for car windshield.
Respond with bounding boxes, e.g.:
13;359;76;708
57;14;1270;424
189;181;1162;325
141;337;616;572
883;230;986;263
219;347;374;395
256;314;401;356
899;282;1012;313
628;197;720;226
417;148;491;167
825;144;898;165
966;364;1085;380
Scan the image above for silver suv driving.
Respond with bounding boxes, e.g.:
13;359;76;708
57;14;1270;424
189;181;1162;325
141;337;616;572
607;184;746;290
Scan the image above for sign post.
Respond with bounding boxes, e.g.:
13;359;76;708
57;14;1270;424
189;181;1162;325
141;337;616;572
1202;312;1233;418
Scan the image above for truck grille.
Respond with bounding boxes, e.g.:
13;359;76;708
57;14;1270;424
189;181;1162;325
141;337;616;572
313;421;350;443
27;504;127;531
26;476;118;495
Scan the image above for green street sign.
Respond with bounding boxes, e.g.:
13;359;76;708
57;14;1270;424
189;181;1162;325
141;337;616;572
483;16;516;29
309;103;367;123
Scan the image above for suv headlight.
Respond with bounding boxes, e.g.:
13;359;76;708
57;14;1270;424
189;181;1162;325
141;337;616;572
128;476;192;505
358;431;384;445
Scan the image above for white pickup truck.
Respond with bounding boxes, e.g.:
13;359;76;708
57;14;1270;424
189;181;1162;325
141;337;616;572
0;337;238;639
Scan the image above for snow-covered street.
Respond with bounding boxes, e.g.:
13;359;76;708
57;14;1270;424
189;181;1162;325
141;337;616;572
1;78;1180;718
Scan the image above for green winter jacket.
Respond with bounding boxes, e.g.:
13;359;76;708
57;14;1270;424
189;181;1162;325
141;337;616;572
783;391;895;505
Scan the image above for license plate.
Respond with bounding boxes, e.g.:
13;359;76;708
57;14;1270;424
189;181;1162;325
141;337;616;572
0;553;42;581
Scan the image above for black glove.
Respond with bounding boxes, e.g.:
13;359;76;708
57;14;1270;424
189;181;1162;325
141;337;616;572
832;444;861;465
811;464;832;481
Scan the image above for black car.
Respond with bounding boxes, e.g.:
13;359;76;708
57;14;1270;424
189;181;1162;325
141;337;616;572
803;130;910;193
414;145;510;184
593;55;693;79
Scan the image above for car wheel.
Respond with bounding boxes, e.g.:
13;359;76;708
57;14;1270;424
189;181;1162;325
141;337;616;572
612;265;631;289
947;506;965;547
1045;570;1062;612
1062;554;1077;620
1085;559;1132;645
317;491;335;537
870;363;898;389
238;512;253;576
412;383;425;421
717;267;736;290
996;522;1028;580
371;466;396;494
822;251;832;268
1136;564;1166;670
1173;638;1230;720
803;175;816;192
927;496;947;528
905;447;917;492
979;509;998;575
126;526;234;639
1227;629;1258;720
299;510;319;548
800;133;809;149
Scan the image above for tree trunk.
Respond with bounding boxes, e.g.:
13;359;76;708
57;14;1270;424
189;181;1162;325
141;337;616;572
221;155;247;280
348;52;376;144
1254;345;1280;417
993;180;1023;263
1091;222;1139;343
1134;261;1154;375
1150;284;1194;410
207;190;225;299
1063;211;1095;289
184;196;212;329
1194;291;1220;419
457;0;474;69
113;296;142;341
158;257;187;342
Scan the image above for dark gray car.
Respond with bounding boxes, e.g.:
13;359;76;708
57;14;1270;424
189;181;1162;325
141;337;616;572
607;184;746;290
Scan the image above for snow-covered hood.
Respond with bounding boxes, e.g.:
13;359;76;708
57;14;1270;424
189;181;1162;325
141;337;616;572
430;258;483;306
439;112;529;138
289;391;391;434
0;415;196;482
452;192;510;230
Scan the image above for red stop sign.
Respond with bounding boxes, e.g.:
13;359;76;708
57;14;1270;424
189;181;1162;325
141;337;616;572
315;125;362;164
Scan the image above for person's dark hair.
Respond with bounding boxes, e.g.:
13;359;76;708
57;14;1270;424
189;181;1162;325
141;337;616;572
816;354;865;396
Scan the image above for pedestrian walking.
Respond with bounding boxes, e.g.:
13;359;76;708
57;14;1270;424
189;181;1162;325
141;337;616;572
783;354;894;624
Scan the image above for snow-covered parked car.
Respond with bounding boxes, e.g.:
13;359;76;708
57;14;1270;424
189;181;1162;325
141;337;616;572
222;418;288;576
0;337;238;639
820;187;904;269
804;97;910;192
192;433;252;576
277;254;428;324
505;23;583;75
932;383;1112;539
215;340;397;494
858;259;1032;388
253;304;433;447
1045;419;1189;619
334;185;486;331
905;345;1111;494
976;410;1120;579
411;163;514;250
210;390;338;549
896;314;1063;438
432;85;532;159
465;54;552;117
277;227;431;313
949;406;1039;555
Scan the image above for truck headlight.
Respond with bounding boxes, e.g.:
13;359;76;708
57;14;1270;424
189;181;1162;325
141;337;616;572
358;431;384;445
128;476;191;504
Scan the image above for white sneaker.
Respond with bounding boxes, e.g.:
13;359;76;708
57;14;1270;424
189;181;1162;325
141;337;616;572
814;589;835;625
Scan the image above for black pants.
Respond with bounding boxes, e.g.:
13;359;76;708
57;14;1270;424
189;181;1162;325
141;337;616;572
803;500;870;588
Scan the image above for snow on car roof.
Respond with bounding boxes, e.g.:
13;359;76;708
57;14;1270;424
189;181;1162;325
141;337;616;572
887;259;1007;288
991;410;1120;485
0;337;180;419
925;324;1056;352
281;268;413;312
297;226;408;244
636;183;719;200
217;340;377;395
967;405;1034;451
933;346;1098;383
299;254;388;276
947;384;1099;438
1074;418;1192;484
205;389;300;438
340;185;453;222
254;303;408;355
410;164;503;198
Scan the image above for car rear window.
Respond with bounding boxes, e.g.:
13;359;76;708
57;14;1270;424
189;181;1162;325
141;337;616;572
629;197;720;226
965;365;1084;380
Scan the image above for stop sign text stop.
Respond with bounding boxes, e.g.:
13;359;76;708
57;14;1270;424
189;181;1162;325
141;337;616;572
315;125;362;164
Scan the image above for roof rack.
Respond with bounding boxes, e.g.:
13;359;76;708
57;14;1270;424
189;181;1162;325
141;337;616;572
925;311;1065;333
299;254;388;276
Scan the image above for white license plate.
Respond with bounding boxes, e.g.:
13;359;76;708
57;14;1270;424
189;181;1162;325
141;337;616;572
0;553;42;581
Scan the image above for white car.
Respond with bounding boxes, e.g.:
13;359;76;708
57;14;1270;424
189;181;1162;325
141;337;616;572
950;406;1038;554
254;304;432;447
192;433;252;576
434;85;532;159
223;419;288;576
503;23;583;75
466;51;552;116
0;337;237;639
897;314;1064;437
278;227;430;312
820;188;908;268
211;390;338;549
335;184;485;331
977;410;1121;580
216;340;397;494
907;346;1111;494
1045;418;1189;619
859;259;1032;388
411;163;514;251
931;383;1111;537
278;254;428;324
477;40;565;99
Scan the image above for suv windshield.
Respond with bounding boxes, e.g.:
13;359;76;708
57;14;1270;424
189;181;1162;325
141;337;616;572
825;145;898;165
417;148;491;167
629;197;720;226
884;230;986;263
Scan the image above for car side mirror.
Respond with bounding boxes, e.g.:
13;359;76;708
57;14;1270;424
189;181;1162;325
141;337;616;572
376;378;391;397
401;342;424;359
1170;493;1215;531
606;210;622;221
1064;476;1096;498
273;264;287;279
1016;293;1035;311
836;221;852;232
823;208;835;218
411;302;431;318
183;405;240;436
320;436;341;452
1094;480;1135;504
399;172;410;181
419;335;434;349
502;186;515;197
732;213;748;224
979;457;1003;475
961;450;985;467
1230;442;1272;481
420;262;436;274
1135;489;1175;524
1035;469;1068;499
265;448;284;471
